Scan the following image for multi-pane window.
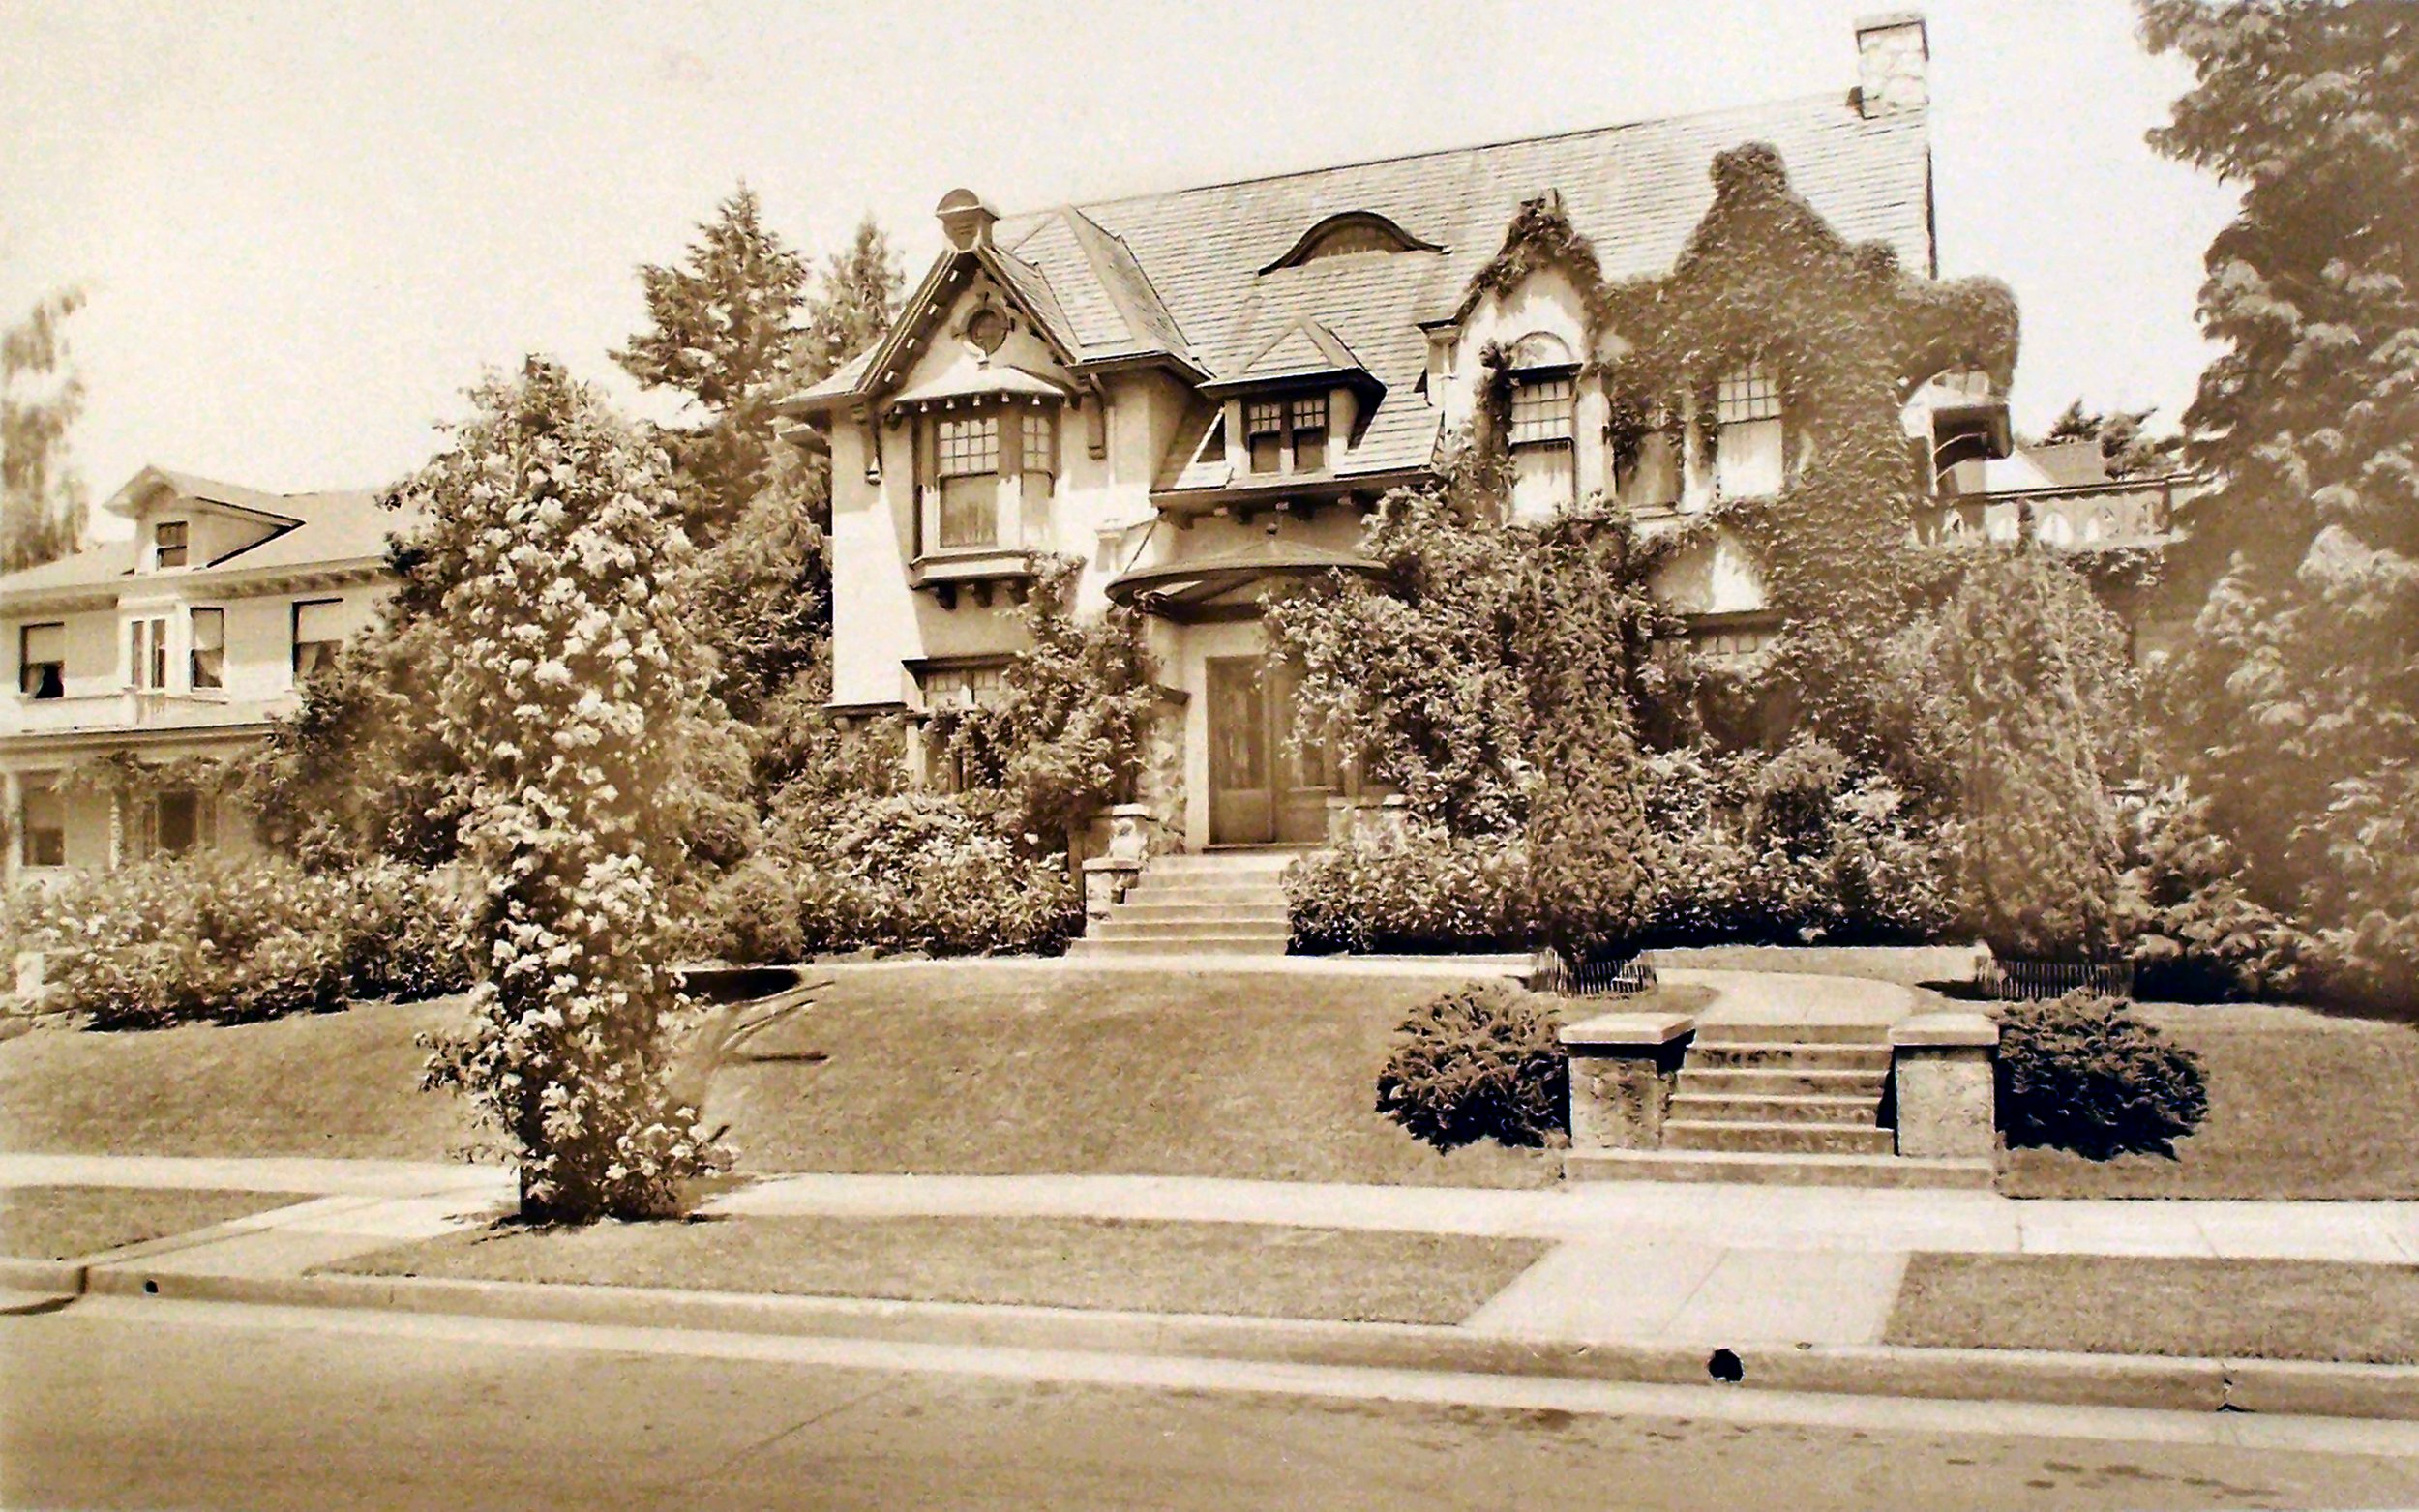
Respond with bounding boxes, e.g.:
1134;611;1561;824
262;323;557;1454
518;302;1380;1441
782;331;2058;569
18;622;64;699
923;663;1007;711
153;520;189;570
1290;394;1329;472
1508;375;1576;446
1245;400;1285;476
129;617;168;690
189;608;225;690
293;598;344;682
1018;406;1057;504
137;790;215;860
1716;366;1782;424
19;786;64;868
1715;364;1785;499
937;415;1000;548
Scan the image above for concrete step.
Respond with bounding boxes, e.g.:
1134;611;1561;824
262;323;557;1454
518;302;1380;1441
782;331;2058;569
1662;1120;1895;1157
1564;1148;1996;1190
1691;1022;1893;1047
1090;918;1293;943
1685;1043;1891;1073
1064;934;1291;959
1141;851;1306;875
1109;902;1292;926
1678;1067;1889;1098
1123;881;1293;904
1667;1093;1879;1127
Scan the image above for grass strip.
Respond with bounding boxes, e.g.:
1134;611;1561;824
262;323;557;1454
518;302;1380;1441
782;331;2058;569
0;1185;315;1261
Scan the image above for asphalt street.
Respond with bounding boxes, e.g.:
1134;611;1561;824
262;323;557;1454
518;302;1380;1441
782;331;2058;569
7;1296;2419;1510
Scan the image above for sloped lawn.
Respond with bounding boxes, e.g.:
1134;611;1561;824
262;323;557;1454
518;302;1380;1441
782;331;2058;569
0;965;1567;1188
1;1185;317;1261
2000;1005;2419;1200
0;996;485;1161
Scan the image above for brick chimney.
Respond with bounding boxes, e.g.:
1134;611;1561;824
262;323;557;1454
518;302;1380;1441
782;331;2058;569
1855;12;1929;118
936;188;999;253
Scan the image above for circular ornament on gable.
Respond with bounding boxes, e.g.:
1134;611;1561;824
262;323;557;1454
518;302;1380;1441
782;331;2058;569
966;307;1011;356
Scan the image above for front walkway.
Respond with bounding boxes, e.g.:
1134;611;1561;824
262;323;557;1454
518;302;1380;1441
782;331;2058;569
11;1153;2419;1352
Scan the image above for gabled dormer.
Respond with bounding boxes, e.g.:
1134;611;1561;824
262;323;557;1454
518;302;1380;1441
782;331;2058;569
105;467;301;576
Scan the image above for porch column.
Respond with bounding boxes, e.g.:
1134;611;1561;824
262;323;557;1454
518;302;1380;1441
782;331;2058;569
107;790;125;871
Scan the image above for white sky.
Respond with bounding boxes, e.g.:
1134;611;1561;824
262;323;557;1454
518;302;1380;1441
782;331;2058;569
3;0;2234;518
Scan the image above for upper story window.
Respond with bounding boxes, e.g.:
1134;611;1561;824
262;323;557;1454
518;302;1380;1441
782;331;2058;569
1715;363;1786;499
189;608;224;691
1508;375;1576;447
293;598;344;683
18;622;64;700
1245;393;1329;477
1507;372;1578;517
153;520;189;570
129;615;168;691
1258;212;1442;274
936;415;1000;548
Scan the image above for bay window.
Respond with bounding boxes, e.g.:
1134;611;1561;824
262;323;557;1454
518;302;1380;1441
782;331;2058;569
917;402;1060;559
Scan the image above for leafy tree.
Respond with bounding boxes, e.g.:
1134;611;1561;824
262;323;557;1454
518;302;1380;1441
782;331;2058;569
2;288;90;571
1891;545;2142;960
2036;398;2182;478
410;358;731;1223
802;218;907;386
2141;0;2419;1001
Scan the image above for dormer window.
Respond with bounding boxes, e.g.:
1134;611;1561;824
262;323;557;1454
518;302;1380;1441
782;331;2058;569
153;520;189;570
1716;364;1785;498
1245;394;1329;477
1259;212;1443;274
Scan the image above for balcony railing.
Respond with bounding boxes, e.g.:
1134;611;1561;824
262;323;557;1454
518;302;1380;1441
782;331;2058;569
1915;478;2184;550
5;687;288;736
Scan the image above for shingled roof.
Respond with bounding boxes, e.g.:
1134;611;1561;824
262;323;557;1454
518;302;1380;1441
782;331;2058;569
803;87;1934;489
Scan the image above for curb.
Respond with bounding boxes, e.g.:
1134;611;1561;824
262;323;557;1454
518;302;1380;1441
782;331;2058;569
63;1261;2419;1423
0;1256;86;1295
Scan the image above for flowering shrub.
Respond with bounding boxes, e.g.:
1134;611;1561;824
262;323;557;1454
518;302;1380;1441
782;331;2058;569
1375;982;1568;1150
405;360;732;1223
1998;992;2208;1160
15;855;472;1030
715;789;1080;960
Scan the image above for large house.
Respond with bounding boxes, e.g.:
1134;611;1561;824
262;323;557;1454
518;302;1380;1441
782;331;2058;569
0;468;403;881
787;13;2044;855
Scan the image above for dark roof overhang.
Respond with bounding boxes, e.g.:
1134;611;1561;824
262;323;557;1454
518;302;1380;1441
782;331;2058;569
1106;536;1391;618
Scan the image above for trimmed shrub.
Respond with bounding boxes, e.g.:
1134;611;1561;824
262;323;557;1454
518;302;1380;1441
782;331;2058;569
710;789;1081;961
15;855;472;1030
1997;992;2208;1160
1287;825;1531;955
1375;982;1568;1151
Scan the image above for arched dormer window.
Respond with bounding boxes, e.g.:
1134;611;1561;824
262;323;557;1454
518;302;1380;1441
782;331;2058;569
1503;332;1578;517
1259;212;1443;274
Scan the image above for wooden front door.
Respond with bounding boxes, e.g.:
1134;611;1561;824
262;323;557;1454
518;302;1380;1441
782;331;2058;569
1207;657;1332;845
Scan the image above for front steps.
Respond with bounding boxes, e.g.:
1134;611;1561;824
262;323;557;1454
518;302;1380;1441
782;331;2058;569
1575;1017;1994;1189
1065;848;1299;959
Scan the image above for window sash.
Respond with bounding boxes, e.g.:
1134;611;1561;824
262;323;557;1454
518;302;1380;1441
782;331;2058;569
1019;409;1055;476
938;474;999;548
924;664;1007;710
1508;376;1575;446
293;599;343;680
19;623;65;697
21;786;64;867
937;416;999;479
154;521;189;569
1290;395;1329;472
130;617;168;690
190;608;225;690
1716;366;1782;425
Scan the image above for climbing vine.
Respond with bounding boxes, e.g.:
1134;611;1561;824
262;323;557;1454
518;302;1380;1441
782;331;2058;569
1465;143;2019;751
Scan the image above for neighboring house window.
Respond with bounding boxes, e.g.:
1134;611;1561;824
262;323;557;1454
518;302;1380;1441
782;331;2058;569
1290;394;1329;473
292;598;344;682
153;520;189;570
936;415;1000;548
189;608;224;691
136;789;216;860
1508;373;1577;513
18;622;65;699
1715;364;1785;498
129;616;168;691
20;786;64;867
1245;400;1285;475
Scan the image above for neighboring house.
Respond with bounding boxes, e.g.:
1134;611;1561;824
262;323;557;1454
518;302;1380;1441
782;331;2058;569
788;13;2001;852
0;467;405;882
1925;438;2206;661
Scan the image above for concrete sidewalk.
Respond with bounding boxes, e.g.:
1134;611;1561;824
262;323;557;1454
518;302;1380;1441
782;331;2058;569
12;1154;2419;1354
